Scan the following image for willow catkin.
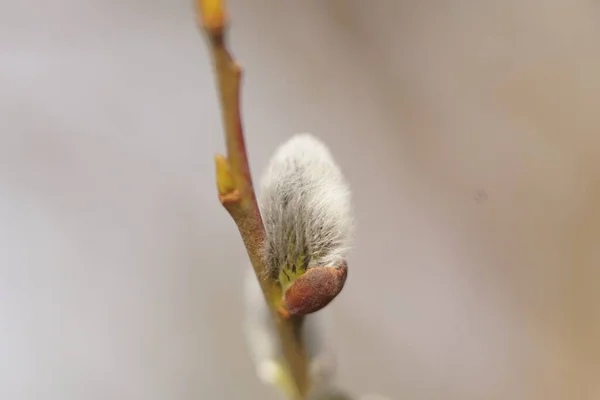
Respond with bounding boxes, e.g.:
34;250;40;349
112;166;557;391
258;133;354;280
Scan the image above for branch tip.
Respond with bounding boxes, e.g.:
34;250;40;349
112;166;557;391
196;0;228;35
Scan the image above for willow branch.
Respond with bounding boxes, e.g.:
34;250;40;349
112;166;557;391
196;1;309;398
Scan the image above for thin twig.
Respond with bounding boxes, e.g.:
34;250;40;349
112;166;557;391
196;1;309;398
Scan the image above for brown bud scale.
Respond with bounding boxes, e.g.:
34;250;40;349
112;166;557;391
283;263;348;316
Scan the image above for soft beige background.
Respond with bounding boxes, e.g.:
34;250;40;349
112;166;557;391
1;1;599;399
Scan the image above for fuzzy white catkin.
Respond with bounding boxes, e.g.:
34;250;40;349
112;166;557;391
258;133;354;278
244;133;353;398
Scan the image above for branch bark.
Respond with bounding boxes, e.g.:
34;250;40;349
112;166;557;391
196;1;309;398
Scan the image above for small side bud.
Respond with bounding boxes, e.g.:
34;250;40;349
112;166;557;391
284;262;348;316
215;155;235;193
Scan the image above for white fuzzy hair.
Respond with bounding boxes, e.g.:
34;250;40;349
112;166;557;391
258;133;354;278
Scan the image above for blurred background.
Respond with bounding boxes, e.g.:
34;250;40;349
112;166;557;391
1;0;599;399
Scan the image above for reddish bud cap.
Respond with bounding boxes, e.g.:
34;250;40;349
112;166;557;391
283;263;348;316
